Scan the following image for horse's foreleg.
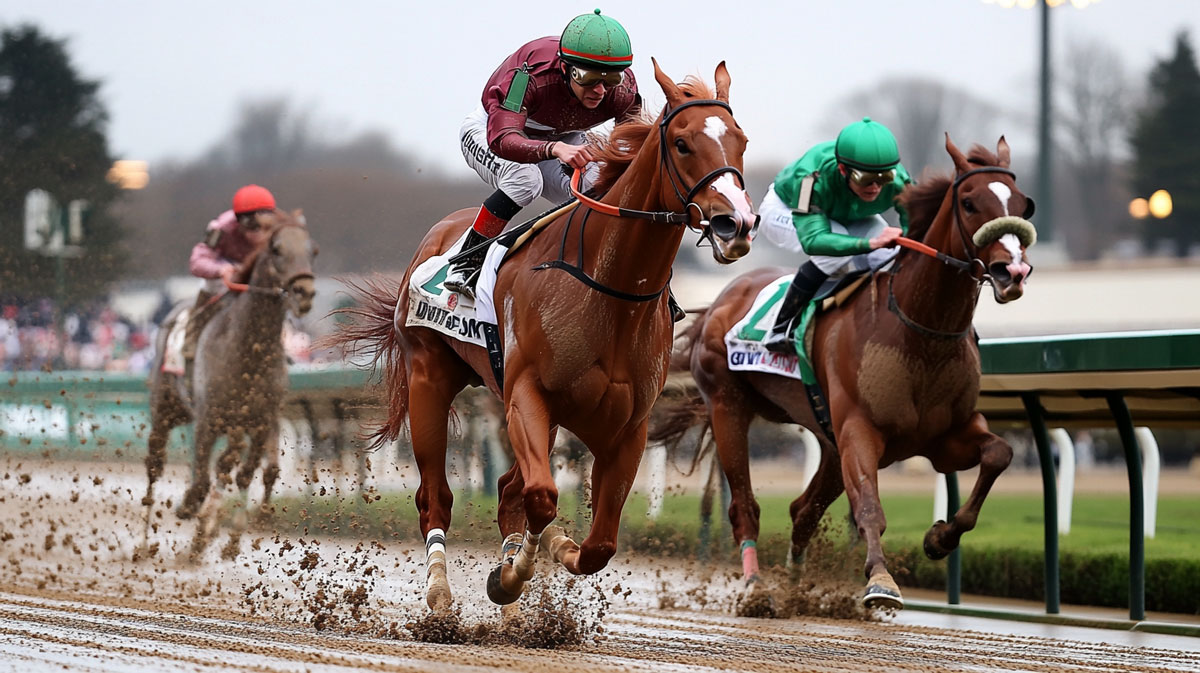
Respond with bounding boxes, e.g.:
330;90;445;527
708;397;762;585
176;419;219;520
787;436;844;565
548;423;644;577
837;415;901;609
258;422;281;519
487;378;555;605
924;415;1013;560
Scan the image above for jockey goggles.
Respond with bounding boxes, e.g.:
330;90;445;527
568;65;623;88
847;167;896;187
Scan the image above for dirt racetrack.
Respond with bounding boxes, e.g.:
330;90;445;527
0;456;1197;673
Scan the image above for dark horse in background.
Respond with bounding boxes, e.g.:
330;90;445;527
333;59;757;613
141;211;317;559
652;136;1035;611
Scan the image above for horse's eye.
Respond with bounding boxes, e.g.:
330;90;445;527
271;242;282;255
675;138;690;155
962;197;977;214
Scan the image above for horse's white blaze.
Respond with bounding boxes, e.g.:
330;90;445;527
711;173;755;222
999;232;1022;262
704;116;728;163
988;182;1012;216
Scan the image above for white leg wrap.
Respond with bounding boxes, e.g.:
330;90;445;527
425;528;447;573
512;530;541;580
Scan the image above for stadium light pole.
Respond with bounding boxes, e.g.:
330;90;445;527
984;0;1101;244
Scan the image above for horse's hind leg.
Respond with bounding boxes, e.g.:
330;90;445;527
788;435;844;565
837;416;901;609
707;396;764;585
139;398;183;558
408;348;469;612
924;414;1013;560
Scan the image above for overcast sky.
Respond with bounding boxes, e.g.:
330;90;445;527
5;1;1199;177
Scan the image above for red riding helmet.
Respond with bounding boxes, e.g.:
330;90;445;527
232;184;276;215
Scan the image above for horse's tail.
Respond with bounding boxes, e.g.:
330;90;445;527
669;306;710;372
324;275;409;450
649;306;713;476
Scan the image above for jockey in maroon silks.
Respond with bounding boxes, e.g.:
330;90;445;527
445;9;641;299
181;184;277;378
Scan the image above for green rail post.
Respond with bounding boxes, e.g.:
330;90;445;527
1021;391;1060;614
945;472;962;605
1105;393;1146;621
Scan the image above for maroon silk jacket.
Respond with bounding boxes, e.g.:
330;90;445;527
482;36;640;164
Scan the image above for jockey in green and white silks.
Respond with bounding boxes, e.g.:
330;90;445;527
760;118;913;354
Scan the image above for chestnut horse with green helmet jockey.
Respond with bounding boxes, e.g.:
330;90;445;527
651;134;1036;612
332;56;758;613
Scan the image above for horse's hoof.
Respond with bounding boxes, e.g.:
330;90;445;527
862;584;904;610
736;578;777;619
923;521;952;560
426;584;453;612
486;562;523;605
175;501;199;520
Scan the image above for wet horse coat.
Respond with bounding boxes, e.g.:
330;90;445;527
141;213;317;558
651;136;1035;610
333;60;757;611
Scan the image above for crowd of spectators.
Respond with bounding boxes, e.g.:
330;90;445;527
0;296;315;373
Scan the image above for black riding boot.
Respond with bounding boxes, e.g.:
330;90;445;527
443;229;491;299
763;262;828;354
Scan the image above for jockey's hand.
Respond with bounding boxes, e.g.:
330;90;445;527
220;265;237;283
869;226;904;250
553;142;595;171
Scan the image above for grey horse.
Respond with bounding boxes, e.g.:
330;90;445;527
141;212;317;559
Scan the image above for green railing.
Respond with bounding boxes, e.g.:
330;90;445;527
972;329;1200;621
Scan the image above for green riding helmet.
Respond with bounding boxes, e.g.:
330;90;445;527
835;117;901;171
559;9;633;70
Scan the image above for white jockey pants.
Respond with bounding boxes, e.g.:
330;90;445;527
460;105;599;208
759;182;897;276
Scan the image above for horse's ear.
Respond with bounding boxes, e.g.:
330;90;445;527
945;132;970;175
714;61;731;102
652;57;684;109
292;208;307;226
996;136;1011;169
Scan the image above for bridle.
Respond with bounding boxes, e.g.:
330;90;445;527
536;98;750;304
893;166;1024;283
569;98;747;229
220;226;315;299
887;165;1031;339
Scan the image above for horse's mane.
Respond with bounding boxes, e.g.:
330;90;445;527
898;145;1000;242
232;208;305;284
591;77;717;196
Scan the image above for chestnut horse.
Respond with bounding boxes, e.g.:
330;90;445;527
333;60;757;611
651;136;1035;610
141;212;317;559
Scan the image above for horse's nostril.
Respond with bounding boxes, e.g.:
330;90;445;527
709;214;738;241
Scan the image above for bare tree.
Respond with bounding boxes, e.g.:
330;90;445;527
827;78;1007;178
1057;39;1133;260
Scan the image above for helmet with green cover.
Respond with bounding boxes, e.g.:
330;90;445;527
559;9;633;70
835;117;901;171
